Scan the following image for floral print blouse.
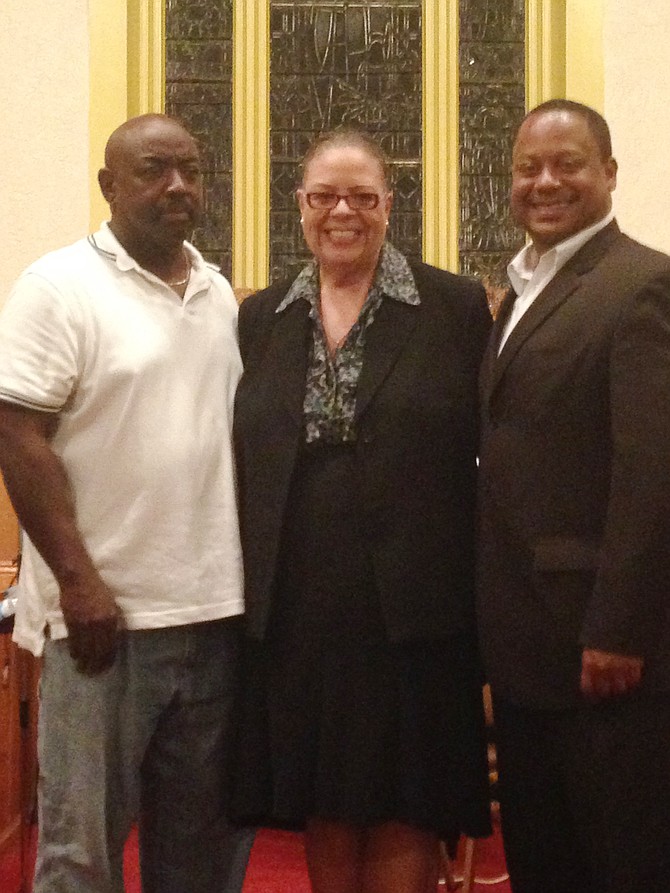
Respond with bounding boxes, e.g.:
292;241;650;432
275;242;421;444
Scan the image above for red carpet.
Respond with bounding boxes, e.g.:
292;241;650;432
0;822;510;892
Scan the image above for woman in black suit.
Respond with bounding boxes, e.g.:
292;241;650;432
231;130;492;893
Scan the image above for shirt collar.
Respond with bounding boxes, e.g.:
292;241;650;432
89;222;212;278
508;209;615;296
276;242;420;314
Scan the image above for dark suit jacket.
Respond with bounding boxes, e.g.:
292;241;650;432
477;221;670;709
234;259;492;642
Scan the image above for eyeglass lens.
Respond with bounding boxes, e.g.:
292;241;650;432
306;192;380;210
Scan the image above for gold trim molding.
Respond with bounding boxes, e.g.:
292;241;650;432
526;0;566;109
526;0;604;112
232;1;270;290
88;0;128;231
127;0;165;118
423;0;459;271
88;1;164;232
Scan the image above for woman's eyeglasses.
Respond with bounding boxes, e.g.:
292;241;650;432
305;192;380;210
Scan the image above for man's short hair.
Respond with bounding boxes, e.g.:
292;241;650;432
519;99;613;160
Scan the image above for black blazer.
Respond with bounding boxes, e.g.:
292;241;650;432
477;222;670;708
234;259;492;642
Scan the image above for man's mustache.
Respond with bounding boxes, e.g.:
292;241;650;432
159;200;196;216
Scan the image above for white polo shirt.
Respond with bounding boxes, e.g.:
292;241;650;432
0;224;244;655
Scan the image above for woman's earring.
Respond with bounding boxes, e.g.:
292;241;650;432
300;217;304;224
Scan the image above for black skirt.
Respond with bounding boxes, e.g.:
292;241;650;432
230;442;491;840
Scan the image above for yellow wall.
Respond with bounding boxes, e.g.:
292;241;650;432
604;1;670;252
531;0;670;253
1;0;90;306
565;0;604;110
88;0;130;232
88;0;164;232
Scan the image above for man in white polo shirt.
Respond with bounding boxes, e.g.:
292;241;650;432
0;114;252;893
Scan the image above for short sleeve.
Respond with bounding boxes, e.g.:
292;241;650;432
0;270;80;411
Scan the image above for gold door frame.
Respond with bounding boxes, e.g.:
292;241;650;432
232;0;269;290
88;1;604;284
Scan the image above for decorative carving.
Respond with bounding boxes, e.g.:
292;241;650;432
165;0;234;279
459;0;526;287
163;1;526;289
269;2;423;284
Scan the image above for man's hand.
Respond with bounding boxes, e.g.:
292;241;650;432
580;648;643;701
60;577;122;675
0;402;122;675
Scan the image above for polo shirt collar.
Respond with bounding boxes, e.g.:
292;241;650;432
90;222;210;282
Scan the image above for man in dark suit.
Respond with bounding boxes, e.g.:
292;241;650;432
477;99;670;893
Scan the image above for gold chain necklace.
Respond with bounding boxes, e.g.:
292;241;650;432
167;266;191;287
166;251;191;288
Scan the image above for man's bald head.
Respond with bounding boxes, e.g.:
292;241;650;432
98;114;203;261
103;114;198;170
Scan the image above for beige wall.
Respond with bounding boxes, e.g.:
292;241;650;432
604;1;670;253
1;0;89;306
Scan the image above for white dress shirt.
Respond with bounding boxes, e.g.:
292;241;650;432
498;209;615;354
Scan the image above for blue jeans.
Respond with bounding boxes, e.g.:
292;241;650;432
34;619;254;893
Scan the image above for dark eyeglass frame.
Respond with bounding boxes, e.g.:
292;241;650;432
304;192;381;211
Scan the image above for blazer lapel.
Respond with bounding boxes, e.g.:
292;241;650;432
485;221;621;400
355;298;419;421
263;299;312;427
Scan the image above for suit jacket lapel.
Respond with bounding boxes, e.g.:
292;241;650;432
485;221;621;401
487;267;582;396
481;287;515;396
355;298;419;421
